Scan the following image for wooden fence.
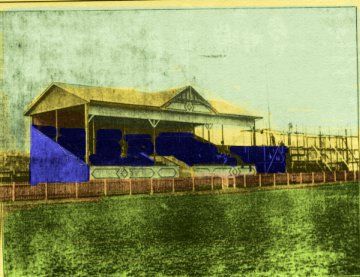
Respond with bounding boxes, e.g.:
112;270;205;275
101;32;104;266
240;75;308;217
0;171;358;202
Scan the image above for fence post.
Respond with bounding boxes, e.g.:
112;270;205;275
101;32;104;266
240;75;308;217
129;179;132;195
273;173;276;187
354;170;356;182
344;170;347;182
300;173;302;185
211;176;214;190
75;182;79;199
312;172;314;184
323;172;326;183
12;182;15;202
244;174;246;188
259;174;262;187
287;173;290;186
150;179;153;195
45;183;48;201
233;176;236;188
172;178;175;193
334;171;337;182
0;202;4;277
103;179;107;196
192;177;195;192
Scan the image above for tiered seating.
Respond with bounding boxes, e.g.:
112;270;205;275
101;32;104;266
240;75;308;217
230;146;287;173
90;129;122;165
123;134;154;166
33;125;56;140
33;125;86;160
156;132;237;166
90;130;155;166
58;128;85;160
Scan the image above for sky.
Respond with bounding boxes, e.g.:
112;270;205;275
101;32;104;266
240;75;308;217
0;7;358;151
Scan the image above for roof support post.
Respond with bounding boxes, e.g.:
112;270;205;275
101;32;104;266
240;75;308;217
92;118;95;154
55;109;58;143
221;124;224;145
87;115;96;154
205;123;213;142
84;104;89;164
149;119;160;158
252;120;256;146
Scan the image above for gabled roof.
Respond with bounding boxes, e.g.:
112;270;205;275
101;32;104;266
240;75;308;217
24;82;261;119
209;99;255;117
54;82;186;107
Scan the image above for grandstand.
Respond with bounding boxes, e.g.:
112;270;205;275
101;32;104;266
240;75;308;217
24;82;294;185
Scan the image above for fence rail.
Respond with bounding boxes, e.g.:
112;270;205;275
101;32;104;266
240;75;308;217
0;171;358;202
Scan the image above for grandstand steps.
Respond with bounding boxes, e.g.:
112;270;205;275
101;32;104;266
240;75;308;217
152;155;193;177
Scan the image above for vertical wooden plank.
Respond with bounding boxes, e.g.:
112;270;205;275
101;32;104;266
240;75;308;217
129;179;132;195
233;176;236;188
172;178;175;193
323;172;326;183
12;182;15;202
45;183;48;201
75;182;79;199
344;170;347;182
354;170;357;181
150;179;153;195
0;203;4;277
211;176;214;190
312;172;314;184
259;174;262;187
244;174;246;188
287;173;290;186
334;171;337;182
104;179;107;196
192;177;195;192
273;173;276;186
300;173;302;184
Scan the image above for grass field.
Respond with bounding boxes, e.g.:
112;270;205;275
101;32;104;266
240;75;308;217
3;183;360;276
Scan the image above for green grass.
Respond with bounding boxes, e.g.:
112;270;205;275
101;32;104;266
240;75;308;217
4;183;360;276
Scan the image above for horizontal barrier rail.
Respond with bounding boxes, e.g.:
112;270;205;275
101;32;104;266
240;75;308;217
0;171;358;202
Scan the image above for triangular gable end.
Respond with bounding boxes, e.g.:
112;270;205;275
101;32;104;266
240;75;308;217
163;86;217;114
25;84;88;116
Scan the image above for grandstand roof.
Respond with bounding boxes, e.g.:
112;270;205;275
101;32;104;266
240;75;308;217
24;82;261;119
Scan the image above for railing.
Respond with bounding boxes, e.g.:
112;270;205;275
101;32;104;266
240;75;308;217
0;171;358;202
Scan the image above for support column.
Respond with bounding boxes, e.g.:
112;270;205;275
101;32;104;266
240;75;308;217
55;109;58;142
84;104;89;164
92;118;96;154
204;123;213;143
221;124;224;145
149;119;160;159
252;121;256;146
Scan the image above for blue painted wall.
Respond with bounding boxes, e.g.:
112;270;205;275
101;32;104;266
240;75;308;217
30;126;89;185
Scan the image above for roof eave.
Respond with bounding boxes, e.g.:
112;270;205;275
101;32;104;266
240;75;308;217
24;82;59;116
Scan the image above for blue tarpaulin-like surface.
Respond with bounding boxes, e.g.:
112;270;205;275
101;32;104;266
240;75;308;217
230;146;288;173
30;126;89;185
156;132;237;166
89;131;155;166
